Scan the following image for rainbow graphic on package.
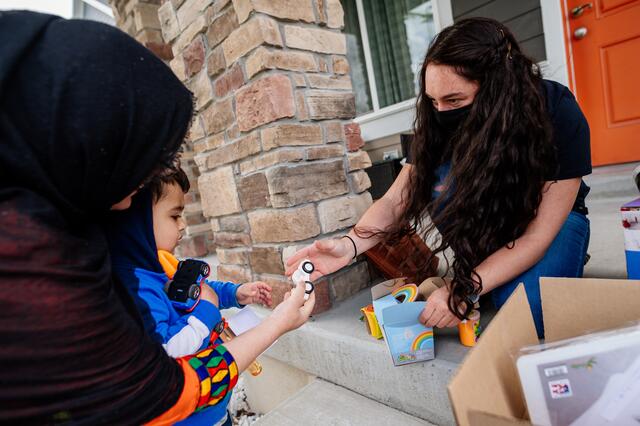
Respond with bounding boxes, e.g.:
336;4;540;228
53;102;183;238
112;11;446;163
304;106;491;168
381;301;435;366
411;330;434;351
392;284;418;303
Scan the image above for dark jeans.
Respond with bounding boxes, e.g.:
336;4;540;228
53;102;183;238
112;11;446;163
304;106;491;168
221;412;232;426
490;211;591;338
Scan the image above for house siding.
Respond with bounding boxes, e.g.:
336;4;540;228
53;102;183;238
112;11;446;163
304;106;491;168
452;0;547;62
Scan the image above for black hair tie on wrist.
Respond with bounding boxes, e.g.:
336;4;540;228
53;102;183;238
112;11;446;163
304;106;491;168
342;235;358;260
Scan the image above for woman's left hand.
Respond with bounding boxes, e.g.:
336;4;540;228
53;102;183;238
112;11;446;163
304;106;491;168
420;286;463;328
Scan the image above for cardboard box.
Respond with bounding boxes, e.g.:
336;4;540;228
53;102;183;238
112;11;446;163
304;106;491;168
621;198;640;279
448;278;640;426
371;278;435;366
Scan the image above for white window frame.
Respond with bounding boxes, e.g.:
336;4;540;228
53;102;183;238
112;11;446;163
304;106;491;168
73;0;114;20
540;0;570;87
354;0;570;142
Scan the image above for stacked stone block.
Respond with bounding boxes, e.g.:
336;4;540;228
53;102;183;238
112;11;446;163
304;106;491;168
111;0;173;60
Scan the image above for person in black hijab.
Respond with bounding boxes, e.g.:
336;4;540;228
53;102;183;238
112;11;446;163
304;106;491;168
0;11;314;425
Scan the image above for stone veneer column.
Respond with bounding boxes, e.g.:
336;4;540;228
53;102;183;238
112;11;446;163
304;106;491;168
110;0;217;257
159;0;375;313
111;0;172;60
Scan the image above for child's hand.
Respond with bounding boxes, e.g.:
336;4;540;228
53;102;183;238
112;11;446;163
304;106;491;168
236;281;272;307
200;283;219;307
270;282;315;333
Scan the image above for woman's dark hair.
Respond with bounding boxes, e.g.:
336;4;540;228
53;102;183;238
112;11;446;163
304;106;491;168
359;18;556;319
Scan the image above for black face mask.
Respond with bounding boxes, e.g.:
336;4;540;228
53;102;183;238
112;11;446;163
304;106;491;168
433;104;472;133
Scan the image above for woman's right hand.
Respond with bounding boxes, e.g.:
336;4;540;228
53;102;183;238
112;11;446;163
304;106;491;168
284;238;354;280
270;282;315;333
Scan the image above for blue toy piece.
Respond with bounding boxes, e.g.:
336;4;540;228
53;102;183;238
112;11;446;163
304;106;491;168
163;259;210;312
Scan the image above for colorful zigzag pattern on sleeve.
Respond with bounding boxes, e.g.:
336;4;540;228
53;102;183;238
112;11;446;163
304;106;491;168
184;344;239;411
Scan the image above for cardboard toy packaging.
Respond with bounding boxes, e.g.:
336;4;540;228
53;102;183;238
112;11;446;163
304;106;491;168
447;278;640;426
621;198;640;279
370;278;435;366
382;302;434;365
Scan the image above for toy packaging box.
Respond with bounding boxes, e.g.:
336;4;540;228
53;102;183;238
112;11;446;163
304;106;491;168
621;198;640;279
370;279;435;366
447;277;640;426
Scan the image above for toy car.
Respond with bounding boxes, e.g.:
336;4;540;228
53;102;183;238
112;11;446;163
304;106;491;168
164;259;210;312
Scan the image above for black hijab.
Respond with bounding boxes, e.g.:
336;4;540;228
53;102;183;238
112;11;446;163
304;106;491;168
0;11;194;424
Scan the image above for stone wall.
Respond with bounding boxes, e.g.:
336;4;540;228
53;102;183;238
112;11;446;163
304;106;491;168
110;0;217;257
160;0;375;313
111;0;172;60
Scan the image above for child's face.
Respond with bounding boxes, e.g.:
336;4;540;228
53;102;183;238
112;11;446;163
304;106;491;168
153;183;186;253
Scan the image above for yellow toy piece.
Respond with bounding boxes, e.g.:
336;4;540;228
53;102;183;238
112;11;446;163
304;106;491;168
361;304;383;339
458;309;481;347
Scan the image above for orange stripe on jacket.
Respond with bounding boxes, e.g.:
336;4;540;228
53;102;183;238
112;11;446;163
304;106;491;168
144;358;199;426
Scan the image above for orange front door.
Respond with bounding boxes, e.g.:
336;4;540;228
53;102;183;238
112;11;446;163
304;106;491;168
566;0;640;166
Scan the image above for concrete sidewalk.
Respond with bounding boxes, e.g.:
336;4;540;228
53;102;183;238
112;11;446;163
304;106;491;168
255;379;434;426
583;196;629;279
582;162;638;278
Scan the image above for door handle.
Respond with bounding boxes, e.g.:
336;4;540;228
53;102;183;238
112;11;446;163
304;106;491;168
574;27;588;39
571;3;593;18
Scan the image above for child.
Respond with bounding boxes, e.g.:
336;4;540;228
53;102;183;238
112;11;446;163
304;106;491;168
106;167;272;426
148;167;272;356
109;167;272;357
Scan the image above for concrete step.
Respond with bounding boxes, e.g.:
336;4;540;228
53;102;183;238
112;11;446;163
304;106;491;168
255;288;482;426
254;378;435;426
583;195;630;279
584;162;639;200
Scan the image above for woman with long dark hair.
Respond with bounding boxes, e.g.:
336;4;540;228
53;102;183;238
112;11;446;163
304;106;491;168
286;18;591;338
0;11;314;424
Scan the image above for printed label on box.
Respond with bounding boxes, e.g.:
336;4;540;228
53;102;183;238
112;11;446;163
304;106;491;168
549;379;573;399
544;365;569;377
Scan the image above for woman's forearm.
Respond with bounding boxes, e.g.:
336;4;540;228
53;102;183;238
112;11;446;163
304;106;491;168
347;165;413;256
475;234;549;295
476;178;581;295
346;197;400;255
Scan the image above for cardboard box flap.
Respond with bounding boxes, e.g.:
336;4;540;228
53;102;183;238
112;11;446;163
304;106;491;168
541;277;640;342
468;410;531;426
448;284;538;426
370;278;406;300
